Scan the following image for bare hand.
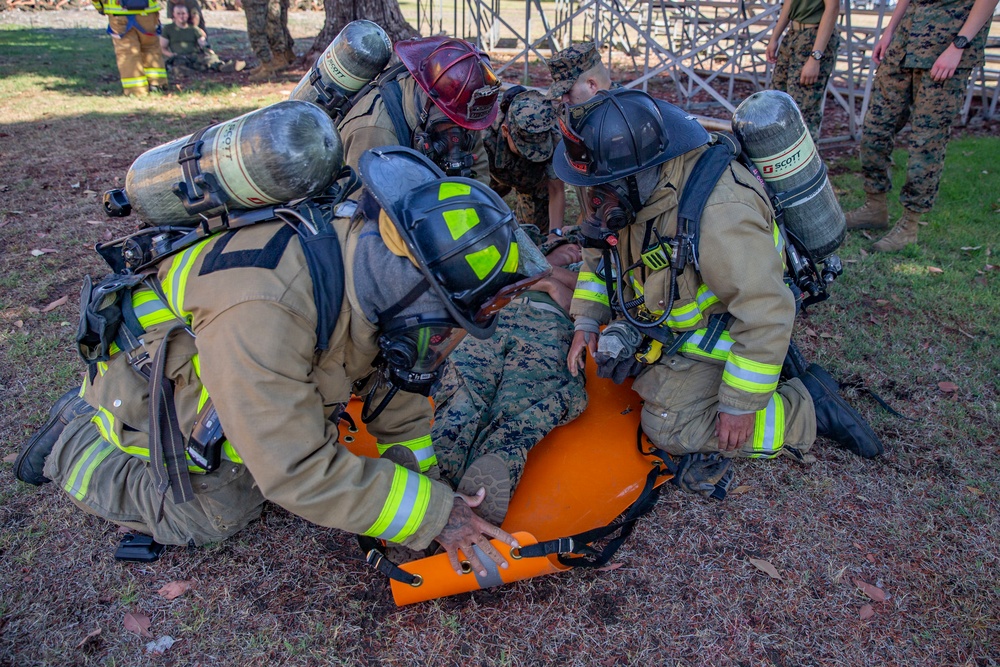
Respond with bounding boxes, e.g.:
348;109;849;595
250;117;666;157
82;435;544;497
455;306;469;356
434;489;519;577
765;39;778;64
800;57;821;85
872;33;893;66
547;242;582;267
716;412;755;452
567;330;597;377
930;45;962;82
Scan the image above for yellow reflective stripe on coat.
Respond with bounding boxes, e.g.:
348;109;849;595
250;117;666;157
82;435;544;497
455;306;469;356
376;434;437;472
363;466;432;543
573;271;609;306
748;393;786;459
162;236;215;323
189;355;245;465
63;436;116;501
132;288;176;328
101;0;161;13
723;353;781;394
677;330;734;361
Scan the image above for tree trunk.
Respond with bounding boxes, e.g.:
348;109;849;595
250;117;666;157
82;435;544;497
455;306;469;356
308;0;419;62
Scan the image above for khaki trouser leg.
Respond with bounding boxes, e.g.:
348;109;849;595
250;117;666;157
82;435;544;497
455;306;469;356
44;416;265;546
109;17;147;95
137;14;167;90
633;356;817;459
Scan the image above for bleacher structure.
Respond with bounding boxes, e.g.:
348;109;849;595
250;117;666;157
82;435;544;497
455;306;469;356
413;0;999;143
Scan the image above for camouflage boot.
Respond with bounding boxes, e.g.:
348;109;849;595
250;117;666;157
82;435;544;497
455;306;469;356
872;209;921;252
247;58;283;82
845;192;889;230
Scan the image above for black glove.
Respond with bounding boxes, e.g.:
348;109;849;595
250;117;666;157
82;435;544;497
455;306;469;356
594;321;644;384
670;452;735;499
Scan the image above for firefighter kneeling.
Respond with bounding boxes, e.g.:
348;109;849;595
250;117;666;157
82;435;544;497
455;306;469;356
14;147;549;577
557;90;883;497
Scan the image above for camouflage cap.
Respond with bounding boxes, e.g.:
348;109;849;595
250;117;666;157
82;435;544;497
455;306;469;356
546;43;601;99
505;89;556;163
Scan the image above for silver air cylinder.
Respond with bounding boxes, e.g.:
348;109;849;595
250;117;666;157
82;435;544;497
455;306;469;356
290;20;392;119
125;101;343;226
732;90;845;259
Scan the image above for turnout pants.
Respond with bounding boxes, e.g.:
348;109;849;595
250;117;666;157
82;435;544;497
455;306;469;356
108;14;167;95
633;355;817;460
44;415;264;546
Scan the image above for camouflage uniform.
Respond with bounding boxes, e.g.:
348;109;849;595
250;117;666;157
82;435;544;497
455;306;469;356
546;43;602;99
432;295;588;493
859;0;991;213
242;0;294;66
161;23;223;71
485;89;560;233
771;26;840;142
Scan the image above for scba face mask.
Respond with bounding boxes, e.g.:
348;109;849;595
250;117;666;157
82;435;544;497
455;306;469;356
362;309;468;423
580;179;639;245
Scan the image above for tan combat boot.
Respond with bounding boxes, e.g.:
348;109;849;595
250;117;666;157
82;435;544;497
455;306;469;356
872;209;921;252
844;192;889;230
247;59;282;82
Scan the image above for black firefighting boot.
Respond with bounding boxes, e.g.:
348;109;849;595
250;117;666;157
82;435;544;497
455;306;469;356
14;389;95;485
800;364;883;459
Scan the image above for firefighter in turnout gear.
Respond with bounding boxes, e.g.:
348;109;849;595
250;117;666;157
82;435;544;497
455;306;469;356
338;35;500;186
93;0;168;95
14;147;550;576
555;90;882;496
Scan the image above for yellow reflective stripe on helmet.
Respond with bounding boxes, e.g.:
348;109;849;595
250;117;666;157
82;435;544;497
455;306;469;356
748;393;785;459
465;244;501;280
132;288;176;328
363;466;431;543
723;354;781;394
376;434;438;472
442;207;481;240
63;436;116;501
677;330;734;361
502;242;519;273
438;182;472;200
162;236;214;322
573;271;609;306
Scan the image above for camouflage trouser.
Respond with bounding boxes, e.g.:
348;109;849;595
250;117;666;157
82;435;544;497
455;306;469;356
632;355;816;460
513;190;550;234
166;50;223;71
860;61;971;213
43;415;264;546
771;26;839;142
242;0;294;64
431;298;588;491
108;14;167;95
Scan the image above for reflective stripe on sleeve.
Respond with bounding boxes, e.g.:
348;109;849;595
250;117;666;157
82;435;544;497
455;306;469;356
376;434;437;472
363;466;432;543
748;393;786;458
723;354;781;394
63;436;117;501
573;271;609;306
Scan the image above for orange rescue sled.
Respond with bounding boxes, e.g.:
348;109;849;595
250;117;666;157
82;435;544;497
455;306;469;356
340;363;673;606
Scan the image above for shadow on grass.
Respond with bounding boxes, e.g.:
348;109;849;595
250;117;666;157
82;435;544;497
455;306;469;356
0;24;260;96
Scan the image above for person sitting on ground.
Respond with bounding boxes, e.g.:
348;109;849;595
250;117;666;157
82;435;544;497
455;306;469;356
160;3;245;73
165;0;205;31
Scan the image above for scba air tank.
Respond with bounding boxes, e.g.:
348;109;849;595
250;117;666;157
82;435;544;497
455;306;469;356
290;20;392;120
731;90;845;260
125;101;343;226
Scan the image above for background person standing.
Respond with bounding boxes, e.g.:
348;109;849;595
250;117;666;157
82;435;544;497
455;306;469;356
92;0;167;95
243;0;296;81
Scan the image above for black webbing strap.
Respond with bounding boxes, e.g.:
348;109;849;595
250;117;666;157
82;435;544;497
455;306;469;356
148;323;196;514
357;535;420;585
172;125;228;215
675;138;739;272
774;162;828;210
517;464;667;569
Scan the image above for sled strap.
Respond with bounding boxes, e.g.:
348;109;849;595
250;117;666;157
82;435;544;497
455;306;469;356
357;535;421;586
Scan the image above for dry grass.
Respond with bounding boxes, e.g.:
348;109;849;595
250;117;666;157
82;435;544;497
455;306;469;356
2;10;1000;667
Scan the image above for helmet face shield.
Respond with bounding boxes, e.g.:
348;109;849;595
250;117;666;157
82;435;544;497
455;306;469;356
379;314;467;375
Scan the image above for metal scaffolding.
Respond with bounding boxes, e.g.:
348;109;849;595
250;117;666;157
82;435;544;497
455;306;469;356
413;0;999;142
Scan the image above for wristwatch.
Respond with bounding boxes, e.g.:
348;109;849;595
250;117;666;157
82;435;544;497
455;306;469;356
810;50;825;61
550;228;564;237
952;35;970;49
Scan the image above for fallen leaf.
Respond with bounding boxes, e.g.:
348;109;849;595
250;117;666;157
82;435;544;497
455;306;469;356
859;604;875;620
966;486;984;496
2;453;17;463
145;635;175;655
984;264;996;272
76;627;101;649
748;558;782;580
866;553;876;564
27;307;41;314
961;245;982;251
875;299;889;305
861;231;872;240
805;328;818;337
86;220;104;225
123;612;153;638
853;578;886;602
852;541;864;550
859;248;868;259
596;562;623;572
938;382;959;393
71;182;80;188
730;485;752;495
157;580;193;600
40;295;68;313
30;248;58;257
927;266;944;274
14;320;23;328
